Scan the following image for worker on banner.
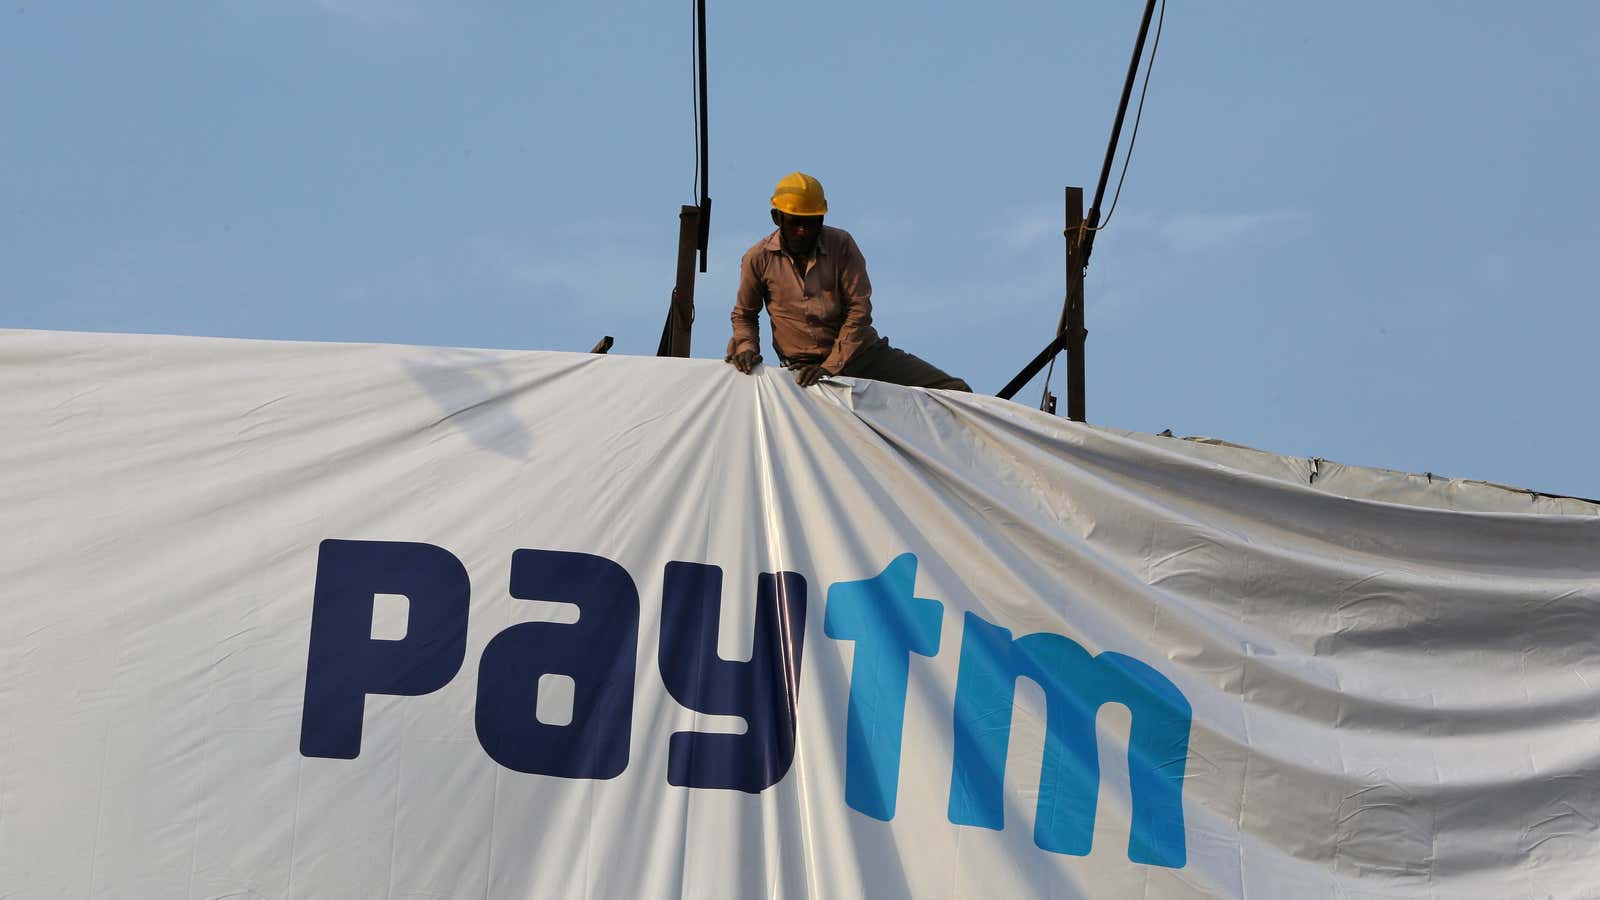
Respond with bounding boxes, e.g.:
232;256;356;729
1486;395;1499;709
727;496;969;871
726;172;971;392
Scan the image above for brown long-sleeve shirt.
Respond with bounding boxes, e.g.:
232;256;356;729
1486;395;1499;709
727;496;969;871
727;226;880;374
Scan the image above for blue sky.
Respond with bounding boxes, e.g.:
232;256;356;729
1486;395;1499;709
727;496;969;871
4;2;1597;498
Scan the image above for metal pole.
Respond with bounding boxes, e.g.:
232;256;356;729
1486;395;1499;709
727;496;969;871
657;0;710;355
1001;188;1086;408
695;0;711;273
996;331;1072;401
996;0;1157;401
1080;0;1157;267
1063;188;1086;421
657;204;701;357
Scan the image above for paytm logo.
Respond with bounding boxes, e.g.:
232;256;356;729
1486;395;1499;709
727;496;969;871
300;540;1191;868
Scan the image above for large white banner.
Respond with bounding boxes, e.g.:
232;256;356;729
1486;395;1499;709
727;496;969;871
2;328;1597;899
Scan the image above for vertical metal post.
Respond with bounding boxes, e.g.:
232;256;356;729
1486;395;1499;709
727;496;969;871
657;204;701;357
1064;187;1086;421
695;0;711;273
658;0;709;355
996;0;1157;402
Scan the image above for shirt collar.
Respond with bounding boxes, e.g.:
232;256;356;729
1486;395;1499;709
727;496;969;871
764;226;829;257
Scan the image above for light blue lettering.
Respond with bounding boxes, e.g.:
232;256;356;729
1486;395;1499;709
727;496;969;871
823;553;944;821
947;612;1191;868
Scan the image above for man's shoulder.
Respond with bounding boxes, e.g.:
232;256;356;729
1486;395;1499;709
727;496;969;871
821;225;861;254
743;230;780;260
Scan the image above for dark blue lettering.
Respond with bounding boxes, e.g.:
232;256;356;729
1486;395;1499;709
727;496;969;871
475;550;639;779
659;562;807;793
300;539;469;759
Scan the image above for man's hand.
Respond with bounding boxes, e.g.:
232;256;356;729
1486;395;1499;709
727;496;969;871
727;350;762;374
791;363;828;387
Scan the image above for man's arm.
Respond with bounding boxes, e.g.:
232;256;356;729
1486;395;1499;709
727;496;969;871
819;234;876;375
727;251;765;365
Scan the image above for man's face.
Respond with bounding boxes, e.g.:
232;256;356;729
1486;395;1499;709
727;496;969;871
773;211;824;256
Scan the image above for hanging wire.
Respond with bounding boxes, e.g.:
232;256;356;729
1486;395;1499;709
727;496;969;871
1039;0;1165;410
1041;0;1168;244
1094;0;1165;232
1040;344;1059;409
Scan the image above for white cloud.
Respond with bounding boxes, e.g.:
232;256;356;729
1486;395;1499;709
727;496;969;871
984;207;1312;257
462;229;677;307
327;222;687;331
979;207;1064;258
935;207;1314;336
982;205;1311;267
1152;210;1310;253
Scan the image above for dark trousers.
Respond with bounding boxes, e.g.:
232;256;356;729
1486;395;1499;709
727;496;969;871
837;338;971;392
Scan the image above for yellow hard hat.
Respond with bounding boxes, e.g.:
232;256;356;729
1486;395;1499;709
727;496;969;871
770;172;828;217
